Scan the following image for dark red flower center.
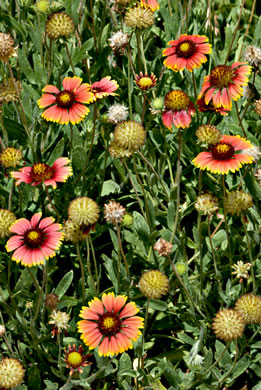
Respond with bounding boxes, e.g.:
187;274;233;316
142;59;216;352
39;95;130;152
31;163;53;182
176;40;196;58
98;312;122;336
210;65;234;88
56;90;75;108
211;141;235;160
24;228;45;248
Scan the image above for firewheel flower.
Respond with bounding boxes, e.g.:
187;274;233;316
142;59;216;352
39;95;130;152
37;77;95;125
193;135;254;174
140;0;159;12
78;292;144;357
163;90;195;129
11;158;72;189
198;62;251;110
90;76;119;100
6;213;64;267
64;344;92;376
163;34;212;72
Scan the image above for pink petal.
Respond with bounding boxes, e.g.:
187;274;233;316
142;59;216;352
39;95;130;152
10;218;31;234
30;213;42;228
62;77;82;92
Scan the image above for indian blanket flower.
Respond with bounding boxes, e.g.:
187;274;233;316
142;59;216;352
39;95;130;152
193;135;254;174
11;158;72;189
163;90;195;129
135;72;157;91
6;212;64;267
234;294;261;324
0;147;23;168
78;292;144;357
64;344;92;376
197;62;251;110
141;0;159;11
90;77;119;100
45;12;74;40
37;76;95;125
197;95;230;116
163;34;212;72
212;309;245;341
0;358;25;389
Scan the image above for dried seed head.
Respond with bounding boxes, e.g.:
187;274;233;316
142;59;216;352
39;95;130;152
232;261;252;280
125;6;154;30
108;30;129;54
195;192;219;215
68;197;100;227
114;120;146;151
247;146;261;162
255;168;261;185
234;294;261;324
255;99;261;117
108;140;133;158
154;238;173;257
242;45;261;67
49;310;70;333
0;147;23;168
224;190;253;216
107;103;129;124
0;33;17;62
196;125;222;147
63;219;85;243
0;358;25;389
45;293;59;310
212;309;245;341
0;325;6;337
0;209;16;238
45;12;75;40
139;270;169;299
104;200;126;225
0;78;22;103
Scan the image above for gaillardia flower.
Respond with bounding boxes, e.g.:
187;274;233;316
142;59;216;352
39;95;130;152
78;292;144;357
64;344;92;376
141;0;159;11
6;213;64;267
37;77;95;125
12;158;72;189
193;135;253;174
195;193;219;215
197;95;230;116
135;72;157;91
163;90;195;129
0;358;25;389
163;34;211;72
198;62;251;110
212;309;245;341
90;77;119;100
49;310;70;333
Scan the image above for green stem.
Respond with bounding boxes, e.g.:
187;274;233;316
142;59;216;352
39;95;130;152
90;0;98;54
235;101;247;138
76;242;86;304
127;49;133;120
224;0;245;64
69;122;74;159
85;237;98;296
116;223;130;296
207;215;223;299
241;216;256;292
138;299;150;372
170;128;182;243
139;32;147;73
8;180;14;210
192;70;199;123
135;32;142;72
45;186;60;222
222;176;233;278
217;340;239;389
65;42;75;75
88;235;99;295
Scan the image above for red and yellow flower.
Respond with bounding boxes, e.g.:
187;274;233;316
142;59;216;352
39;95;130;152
162;90;195;129
11;158;72;189
163;34;212;72
64;344;91;376
140;0;159;12
135;72;157;91
198;62;251;110
6;213;64;267
193;135;254;174
90;76;119;100
37;77;95;125
197;95;230;116
78;292;144;357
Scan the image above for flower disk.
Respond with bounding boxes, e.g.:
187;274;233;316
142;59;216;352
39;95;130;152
104;201;126;225
234;294;261;324
45;12;74;40
224;190;253;215
68;197;100;227
124;6;154;30
114;120;146;151
78;292;144;356
135;72;157;91
212;309;245;341
0;209;16;238
0;358;25;389
0;147;22;168
163;34;212;72
6;212;64;267
196;125;222;147
0;33;17;62
139;270;169;299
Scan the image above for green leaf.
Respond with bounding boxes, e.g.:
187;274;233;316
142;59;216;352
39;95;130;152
102;255;118;291
18;48;36;84
101;180;121;196
3;118;27;146
149;299;168;312
55;270;74;299
28;365;41;390
44;380;59;390
167;202;175;230
47;138;65;165
72;146;87;171
72;39;94;65
14;268;34;293
227;356;251;383
0;14;26;38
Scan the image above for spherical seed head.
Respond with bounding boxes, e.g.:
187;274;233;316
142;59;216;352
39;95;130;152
104;201;126;225
234;294;261;324
0;33;16;62
154;238;173;257
212;309;245;341
35;0;49;12
122;213;133;227
196;125;222;146
68;197;100;227
139;270;169;299
0;78;22;104
242;45;261;67
0;325;6;336
0;358;25;389
247;146;261;162
107;103;129;124
125;6;154;30
63;219;85;243
108;140;133;158
0;209;16;238
242;85;254;100
45;293;59;310
49;310;70;332
255;168;261;185
114;120;146;151
195;192;219;215
255;99;261;117
45;12;75;40
224;190;253;216
108;30;129;54
0;147;23;168
232;261;252;280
